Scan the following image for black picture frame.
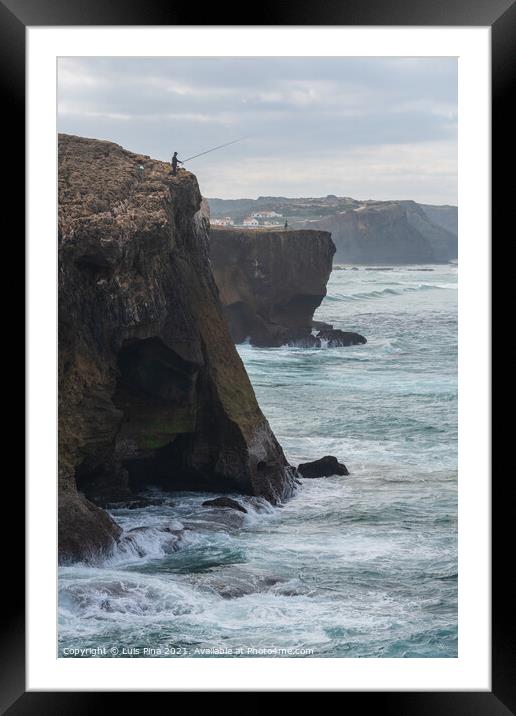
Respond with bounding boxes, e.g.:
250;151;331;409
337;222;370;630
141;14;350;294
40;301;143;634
7;0;509;709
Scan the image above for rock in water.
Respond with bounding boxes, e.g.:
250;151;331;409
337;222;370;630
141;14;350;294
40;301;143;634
202;497;248;513
288;328;367;348
316;329;367;347
209;227;335;346
297;456;349;478
58;134;296;564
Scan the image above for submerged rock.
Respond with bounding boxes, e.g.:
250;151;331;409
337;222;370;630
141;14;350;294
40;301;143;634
117;525;184;558
202;497;248;513
209;227;335;347
195;568;286;599
297;456;349;478
58;134;296;564
186;509;246;531
316;329;367;347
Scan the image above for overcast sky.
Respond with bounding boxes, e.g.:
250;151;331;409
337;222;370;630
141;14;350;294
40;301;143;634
58;57;457;205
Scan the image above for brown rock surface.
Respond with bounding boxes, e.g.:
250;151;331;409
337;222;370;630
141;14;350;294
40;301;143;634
58;134;296;563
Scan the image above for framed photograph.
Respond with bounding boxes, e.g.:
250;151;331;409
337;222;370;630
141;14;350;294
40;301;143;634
7;0;508;708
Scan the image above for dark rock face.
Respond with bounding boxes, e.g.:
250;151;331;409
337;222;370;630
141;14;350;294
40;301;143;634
202;497;248;513
58;134;296;564
58;491;123;564
286;334;321;348
316;329;367;347
312;320;334;331
209;228;335;346
288;329;366;348
103;498;170;510
298;456;349;478
304;203;436;264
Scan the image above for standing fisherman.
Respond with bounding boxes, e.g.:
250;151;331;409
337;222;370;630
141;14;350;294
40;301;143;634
170;151;183;176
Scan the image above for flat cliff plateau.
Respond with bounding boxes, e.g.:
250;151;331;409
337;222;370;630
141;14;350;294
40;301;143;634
58;134;296;564
209;228;337;347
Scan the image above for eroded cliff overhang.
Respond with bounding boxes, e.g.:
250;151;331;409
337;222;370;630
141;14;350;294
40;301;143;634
209;228;336;347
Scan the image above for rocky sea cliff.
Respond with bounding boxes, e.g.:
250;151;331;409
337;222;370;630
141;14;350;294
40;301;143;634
210;227;335;346
58;135;296;564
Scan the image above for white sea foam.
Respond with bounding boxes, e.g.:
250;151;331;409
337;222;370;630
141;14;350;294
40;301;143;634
59;264;457;658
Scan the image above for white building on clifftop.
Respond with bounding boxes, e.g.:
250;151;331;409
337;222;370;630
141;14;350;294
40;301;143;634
211;217;234;226
251;210;282;219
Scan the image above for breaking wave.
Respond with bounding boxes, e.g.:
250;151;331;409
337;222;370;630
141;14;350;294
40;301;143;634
58;263;458;659
326;283;449;303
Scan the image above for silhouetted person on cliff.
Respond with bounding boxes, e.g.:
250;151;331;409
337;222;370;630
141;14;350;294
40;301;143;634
171;152;183;176
284;220;289;230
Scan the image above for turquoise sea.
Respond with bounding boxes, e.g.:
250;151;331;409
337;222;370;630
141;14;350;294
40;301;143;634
59;264;458;658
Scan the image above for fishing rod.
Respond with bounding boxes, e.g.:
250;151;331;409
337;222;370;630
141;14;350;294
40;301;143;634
181;137;248;163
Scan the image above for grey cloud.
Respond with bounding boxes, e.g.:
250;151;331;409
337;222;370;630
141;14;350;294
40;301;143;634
58;57;457;204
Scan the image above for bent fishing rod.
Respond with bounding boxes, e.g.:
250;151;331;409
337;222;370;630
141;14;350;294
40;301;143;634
181;137;249;163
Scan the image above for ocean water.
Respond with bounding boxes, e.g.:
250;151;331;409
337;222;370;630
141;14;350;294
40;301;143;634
58;264;457;658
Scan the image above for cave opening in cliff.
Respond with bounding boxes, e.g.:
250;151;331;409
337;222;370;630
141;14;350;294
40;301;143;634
112;337;202;494
75;461;124;504
270;294;325;331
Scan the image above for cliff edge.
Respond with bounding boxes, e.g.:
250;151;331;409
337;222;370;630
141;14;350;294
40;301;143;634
58;134;296;563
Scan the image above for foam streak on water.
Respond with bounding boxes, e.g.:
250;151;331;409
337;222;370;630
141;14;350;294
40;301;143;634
59;264;457;658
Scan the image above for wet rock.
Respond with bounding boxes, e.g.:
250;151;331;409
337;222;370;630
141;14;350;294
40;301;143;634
286;333;321;348
316;329;367;347
105;497;170;510
126;525;183;537
58;489;122;565
185;509;246;531
118;525;184;557
194;567;285;599
202;497;248;513
297;455;349;479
